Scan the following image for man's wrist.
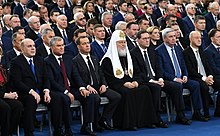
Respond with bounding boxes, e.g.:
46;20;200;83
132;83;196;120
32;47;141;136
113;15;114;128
64;90;69;95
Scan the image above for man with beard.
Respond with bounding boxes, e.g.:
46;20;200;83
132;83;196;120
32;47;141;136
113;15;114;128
101;30;158;130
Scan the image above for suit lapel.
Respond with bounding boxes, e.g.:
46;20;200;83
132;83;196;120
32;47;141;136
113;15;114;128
78;54;90;74
21;55;37;81
50;54;62;73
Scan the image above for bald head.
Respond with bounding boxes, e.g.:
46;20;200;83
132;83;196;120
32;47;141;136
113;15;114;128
189;31;201;48
56;15;67;29
21;38;36;57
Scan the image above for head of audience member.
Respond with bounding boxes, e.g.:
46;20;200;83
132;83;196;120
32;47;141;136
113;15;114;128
124;13;136;23
23;9;32;19
73;29;87;42
189;31;202;49
36;0;45;5
136;30;150;49
50;10;60;23
158;0;168;9
144;3;153;15
20;0;28;5
10;15;21;29
13;26;25;36
105;0;114;11
174;0;183;5
74;12;86;28
31;10;41;19
162;28;176;47
96;0;104;7
39;24;51;35
50;36;64;56
2;2;11;15
12;32;25;52
83;1;95;13
76;36;91;55
210;2;219;16
28;16;40;32
21;38;36;58
3;14;12;28
115;21;127;33
166;4;176;15
127;3;135;13
189;0;197;5
72;6;84;15
185;3;196;17
165;15;177;27
131;0;137;5
194;15;206;32
138;18;150;30
126;22;139;40
118;1;128;13
209;28;220;46
216;20;220;30
39;5;49;22
101;12;113;28
137;0;147;10
56;15;68;30
0;25;2;38
115;31;127;57
170;23;181;40
149;0;157;5
0;5;3;18
57;0;66;8
86;19;98;37
93;24;105;42
146;26;160;45
42;28;55;46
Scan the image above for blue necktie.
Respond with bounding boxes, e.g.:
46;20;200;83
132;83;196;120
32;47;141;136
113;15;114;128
37;32;41;38
171;48;181;78
62;30;69;45
101;43;107;53
29;59;40;94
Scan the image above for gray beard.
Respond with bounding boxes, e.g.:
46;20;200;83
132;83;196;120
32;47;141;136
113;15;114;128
118;48;127;57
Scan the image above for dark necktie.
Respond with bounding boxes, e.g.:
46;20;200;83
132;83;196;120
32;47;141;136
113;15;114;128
148;17;154;26
62;30;69;45
86;56;98;88
171;48;181;78
143;51;154;79
108;28;112;36
58;57;70;91
101;43;107;53
29;59;40;94
217;47;220;54
133;40;138;47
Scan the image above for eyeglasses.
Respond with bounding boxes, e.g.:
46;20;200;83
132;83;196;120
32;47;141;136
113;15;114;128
140;3;146;5
79;17;86;21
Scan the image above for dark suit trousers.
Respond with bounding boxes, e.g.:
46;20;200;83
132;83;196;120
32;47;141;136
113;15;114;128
18;92;62;134
182;79;202;110
100;88;121;120
145;83;161;113
74;91;100;124
212;78;220;112
0;98;23;136
162;80;185;112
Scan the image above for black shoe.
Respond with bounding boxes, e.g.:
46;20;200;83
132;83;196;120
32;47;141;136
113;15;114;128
93;125;104;132
128;126;138;131
156;121;169;128
99;120;114;130
80;126;96;136
65;128;74;136
54;128;65;136
175;117;192;125
204;111;211;120
192;111;208;122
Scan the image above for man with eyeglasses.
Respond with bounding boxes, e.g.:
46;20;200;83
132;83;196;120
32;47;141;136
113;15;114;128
72;12;86;33
205;2;219;32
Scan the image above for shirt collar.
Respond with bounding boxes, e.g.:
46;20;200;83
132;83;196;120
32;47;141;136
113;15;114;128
190;45;199;52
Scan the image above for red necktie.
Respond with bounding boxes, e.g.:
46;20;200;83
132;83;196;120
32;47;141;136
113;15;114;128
58;57;70;91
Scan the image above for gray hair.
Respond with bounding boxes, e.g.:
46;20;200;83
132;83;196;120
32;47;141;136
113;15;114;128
27;16;38;24
216;20;220;28
210;2;219;9
101;12;112;22
50;36;63;47
162;28;174;39
115;21;127;30
74;12;84;21
185;4;195;11
42;28;54;37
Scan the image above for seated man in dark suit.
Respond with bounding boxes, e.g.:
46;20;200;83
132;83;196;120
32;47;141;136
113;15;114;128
101;30;159;130
205;29;220;117
9;38;63;136
52;0;72;22
64;29;86;58
155;28;206;124
112;1;127;26
36;28;55;58
125;22;139;50
183;31;220;119
2;32;24;70
34;24;52;48
91;24;109;61
131;30;189;126
26;16;41;41
73;36;121;135
45;37;74;136
13;0;27;18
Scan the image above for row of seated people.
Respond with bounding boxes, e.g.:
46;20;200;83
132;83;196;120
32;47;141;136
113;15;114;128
1;26;220;136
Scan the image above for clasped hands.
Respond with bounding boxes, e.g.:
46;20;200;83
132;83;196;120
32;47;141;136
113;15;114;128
123;81;139;89
80;85;107;98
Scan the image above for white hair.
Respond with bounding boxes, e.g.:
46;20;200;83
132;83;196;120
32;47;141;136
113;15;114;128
115;21;127;30
27;16;38;24
74;12;84;21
